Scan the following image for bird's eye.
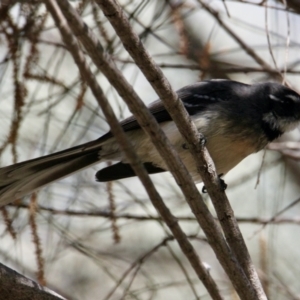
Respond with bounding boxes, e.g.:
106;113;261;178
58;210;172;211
281;98;292;105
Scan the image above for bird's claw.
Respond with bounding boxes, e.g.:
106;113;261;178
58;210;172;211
201;174;227;193
218;174;227;191
199;134;206;147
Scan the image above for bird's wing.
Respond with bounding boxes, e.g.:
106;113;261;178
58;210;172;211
97;80;237;181
99;80;234;141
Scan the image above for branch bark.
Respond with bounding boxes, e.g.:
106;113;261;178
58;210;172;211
46;0;268;298
42;0;223;299
96;0;266;299
0;263;65;300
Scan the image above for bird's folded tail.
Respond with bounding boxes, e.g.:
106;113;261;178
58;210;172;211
0;139;103;206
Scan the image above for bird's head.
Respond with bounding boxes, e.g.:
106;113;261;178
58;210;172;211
253;82;300;140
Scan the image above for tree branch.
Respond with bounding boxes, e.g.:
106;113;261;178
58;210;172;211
42;0;223;299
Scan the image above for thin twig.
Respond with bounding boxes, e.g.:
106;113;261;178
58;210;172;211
198;0;281;80
28;193;46;286
9;202;300;225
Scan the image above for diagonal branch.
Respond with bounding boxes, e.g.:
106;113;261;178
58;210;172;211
43;0;223;299
54;0;264;299
96;0;266;299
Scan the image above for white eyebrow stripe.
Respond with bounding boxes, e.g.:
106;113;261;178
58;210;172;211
269;94;281;101
286;94;298;101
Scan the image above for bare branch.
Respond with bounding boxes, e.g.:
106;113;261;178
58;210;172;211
43;0;223;299
95;0;265;299
0;262;65;300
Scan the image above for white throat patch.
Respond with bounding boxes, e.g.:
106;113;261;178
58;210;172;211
263;111;300;133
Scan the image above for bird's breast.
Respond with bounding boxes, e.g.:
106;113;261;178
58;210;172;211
99;114;268;182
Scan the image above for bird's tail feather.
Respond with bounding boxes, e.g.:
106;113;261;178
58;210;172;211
0;139;103;206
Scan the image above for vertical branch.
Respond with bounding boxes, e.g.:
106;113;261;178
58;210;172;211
29;193;46;286
106;162;121;243
0;207;16;240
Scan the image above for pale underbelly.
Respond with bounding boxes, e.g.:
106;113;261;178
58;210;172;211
100;119;265;181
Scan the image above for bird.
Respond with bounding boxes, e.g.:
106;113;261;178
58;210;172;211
0;79;300;206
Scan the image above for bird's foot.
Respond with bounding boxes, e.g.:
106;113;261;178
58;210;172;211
201;174;227;193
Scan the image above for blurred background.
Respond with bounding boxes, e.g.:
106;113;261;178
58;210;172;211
1;0;300;299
